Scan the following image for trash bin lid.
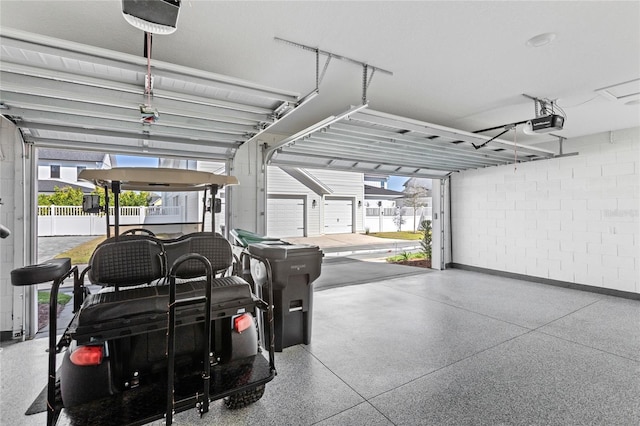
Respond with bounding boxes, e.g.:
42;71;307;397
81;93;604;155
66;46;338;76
248;242;322;260
230;228;280;247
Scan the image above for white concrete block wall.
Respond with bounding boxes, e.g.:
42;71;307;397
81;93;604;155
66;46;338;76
451;127;639;294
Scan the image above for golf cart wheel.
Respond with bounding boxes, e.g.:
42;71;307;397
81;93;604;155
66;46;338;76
223;385;265;409
54;378;63;410
10;258;71;286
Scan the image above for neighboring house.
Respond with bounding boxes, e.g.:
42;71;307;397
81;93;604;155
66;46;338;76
159;158;204;229
363;174;402;210
363;184;404;233
364;184;404;210
38;148;111;194
266;167;364;237
399;177;433;230
37;148;111;236
363;174;390;190
37;151;368;238
195;160;366;238
38;179;93;194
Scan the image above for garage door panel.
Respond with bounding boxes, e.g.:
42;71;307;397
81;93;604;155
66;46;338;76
324;198;353;234
268;197;305;237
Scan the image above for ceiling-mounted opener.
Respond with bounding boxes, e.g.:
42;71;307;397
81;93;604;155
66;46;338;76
122;0;182;124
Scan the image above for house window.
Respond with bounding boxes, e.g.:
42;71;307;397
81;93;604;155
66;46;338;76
50;165;60;178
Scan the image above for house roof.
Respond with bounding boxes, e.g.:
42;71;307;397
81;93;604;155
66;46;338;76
38;179;93;193
38;148;106;163
364;184;404;198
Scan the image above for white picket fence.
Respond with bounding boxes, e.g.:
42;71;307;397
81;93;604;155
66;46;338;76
38;205;184;236
39;204;428;236
364;206;433;233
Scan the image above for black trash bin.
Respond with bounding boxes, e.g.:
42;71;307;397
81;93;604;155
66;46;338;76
248;242;323;351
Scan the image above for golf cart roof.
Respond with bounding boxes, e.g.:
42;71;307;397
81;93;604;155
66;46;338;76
79;167;238;191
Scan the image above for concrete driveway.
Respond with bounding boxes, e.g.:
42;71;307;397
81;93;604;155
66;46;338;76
281;233;429;290
37;233;427;293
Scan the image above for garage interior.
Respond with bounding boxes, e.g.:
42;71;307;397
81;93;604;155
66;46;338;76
0;1;639;425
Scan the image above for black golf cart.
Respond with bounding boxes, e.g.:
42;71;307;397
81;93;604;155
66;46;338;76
10;167;277;426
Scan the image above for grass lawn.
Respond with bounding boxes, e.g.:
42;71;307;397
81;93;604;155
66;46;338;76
367;231;423;240
38;291;72;305
52;233;178;264
54;236;106;264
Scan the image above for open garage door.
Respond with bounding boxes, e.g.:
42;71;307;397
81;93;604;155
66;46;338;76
0;29;306;161
324;197;353;234
267;196;306;237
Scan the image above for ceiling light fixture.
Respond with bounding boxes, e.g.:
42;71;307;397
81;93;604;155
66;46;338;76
122;0;181;35
526;32;557;48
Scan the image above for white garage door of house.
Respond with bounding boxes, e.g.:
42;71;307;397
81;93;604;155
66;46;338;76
267;197;305;238
324;198;353;234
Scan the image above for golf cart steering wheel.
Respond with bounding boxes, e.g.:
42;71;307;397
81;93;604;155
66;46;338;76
120;228;156;237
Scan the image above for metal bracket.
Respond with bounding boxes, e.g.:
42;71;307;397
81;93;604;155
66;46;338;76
275;36;392;104
556;134;566;155
362;65;369;104
439;178;446;271
549;133;579;158
319;55;332;87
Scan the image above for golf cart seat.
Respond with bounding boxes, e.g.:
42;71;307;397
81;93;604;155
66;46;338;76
164;232;235;279
71;233;255;341
88;238;166;288
76;276;254;324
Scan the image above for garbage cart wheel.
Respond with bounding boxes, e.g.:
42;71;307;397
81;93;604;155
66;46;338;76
223;385;265;409
10;258;71;286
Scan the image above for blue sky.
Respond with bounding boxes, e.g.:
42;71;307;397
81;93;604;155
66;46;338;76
114;155;158;167
387;176;408;191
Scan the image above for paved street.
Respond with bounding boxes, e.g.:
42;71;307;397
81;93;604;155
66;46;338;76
37;235;98;263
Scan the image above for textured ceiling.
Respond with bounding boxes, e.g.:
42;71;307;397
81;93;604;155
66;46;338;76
1;1;638;174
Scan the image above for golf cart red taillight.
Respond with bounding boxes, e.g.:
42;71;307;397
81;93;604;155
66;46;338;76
70;345;103;366
234;313;253;333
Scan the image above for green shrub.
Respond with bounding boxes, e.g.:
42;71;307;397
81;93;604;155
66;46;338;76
419;219;432;260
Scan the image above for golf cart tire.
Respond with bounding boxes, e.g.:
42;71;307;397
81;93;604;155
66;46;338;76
224;384;265;409
59;349;114;408
10;258;71;286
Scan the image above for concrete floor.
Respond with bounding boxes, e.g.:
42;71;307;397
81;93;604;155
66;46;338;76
1;263;639;425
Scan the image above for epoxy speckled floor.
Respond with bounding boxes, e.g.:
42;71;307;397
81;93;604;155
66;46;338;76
1;268;638;425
